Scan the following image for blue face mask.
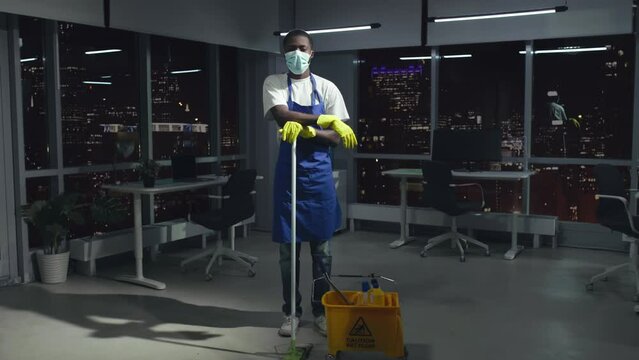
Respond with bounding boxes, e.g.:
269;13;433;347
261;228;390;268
285;50;311;75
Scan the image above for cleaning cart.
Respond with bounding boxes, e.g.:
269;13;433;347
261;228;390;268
321;277;406;359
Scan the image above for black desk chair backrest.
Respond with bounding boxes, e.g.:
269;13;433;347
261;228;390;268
421;160;458;215
593;164;634;234
221;169;257;228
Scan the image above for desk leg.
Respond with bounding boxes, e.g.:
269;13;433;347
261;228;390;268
504;211;524;260
389;177;416;249
114;193;166;290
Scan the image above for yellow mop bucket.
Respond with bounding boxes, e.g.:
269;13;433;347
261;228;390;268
322;290;406;359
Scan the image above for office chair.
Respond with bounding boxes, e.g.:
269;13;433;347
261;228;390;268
420;160;490;262
586;164;639;302
181;169;258;279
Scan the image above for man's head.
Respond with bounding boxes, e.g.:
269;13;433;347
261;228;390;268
282;29;314;76
282;29;314;56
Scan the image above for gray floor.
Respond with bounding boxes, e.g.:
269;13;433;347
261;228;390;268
1;230;638;360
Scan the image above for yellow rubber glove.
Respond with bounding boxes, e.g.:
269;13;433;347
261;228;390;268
279;121;303;143
299;126;317;139
316;114;358;149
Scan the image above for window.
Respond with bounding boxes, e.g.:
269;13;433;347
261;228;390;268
20;17;49;170
26;177;53;248
357;47;431;154
532;35;635;159
439;42;525;157
64;171;135;238
58;23;139;167
151;36;209;160
357;159;422;206
220;46;240;155
530;165;629;222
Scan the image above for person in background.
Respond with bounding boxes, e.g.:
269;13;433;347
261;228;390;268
262;29;357;337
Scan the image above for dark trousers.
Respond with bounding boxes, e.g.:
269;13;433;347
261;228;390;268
279;241;332;317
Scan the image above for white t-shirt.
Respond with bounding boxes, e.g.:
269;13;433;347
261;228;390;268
262;73;350;121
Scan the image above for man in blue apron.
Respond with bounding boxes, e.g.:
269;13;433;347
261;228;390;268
262;29;357;337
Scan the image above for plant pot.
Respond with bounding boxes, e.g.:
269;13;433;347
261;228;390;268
36;251;70;284
142;176;155;188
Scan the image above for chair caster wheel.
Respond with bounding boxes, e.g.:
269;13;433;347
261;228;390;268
248;268;256;277
205;274;213;281
420;250;427;257
586;283;594;291
460;257;465;262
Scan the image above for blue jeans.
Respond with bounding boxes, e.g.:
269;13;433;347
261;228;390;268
279;241;332;317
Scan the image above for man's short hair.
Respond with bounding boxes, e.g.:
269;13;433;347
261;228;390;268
283;29;313;49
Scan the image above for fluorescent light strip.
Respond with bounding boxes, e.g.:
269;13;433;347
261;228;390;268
434;8;558;22
83;81;112;85
20;57;38;63
84;49;122;55
100;75;112;79
518;46;609;55
400;54;472;60
399;56;432;60
443;54;472;59
277;23;381;36
170;69;202;74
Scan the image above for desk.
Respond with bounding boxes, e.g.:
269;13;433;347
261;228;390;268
381;168;535;260
103;176;227;289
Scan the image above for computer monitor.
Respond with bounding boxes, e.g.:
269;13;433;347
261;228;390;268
171;154;197;180
432;128;502;169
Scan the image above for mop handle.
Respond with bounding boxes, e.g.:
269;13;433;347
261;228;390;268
290;138;297;343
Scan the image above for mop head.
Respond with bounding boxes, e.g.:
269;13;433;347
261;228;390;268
281;340;313;360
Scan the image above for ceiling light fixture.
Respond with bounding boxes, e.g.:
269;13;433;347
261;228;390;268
275;23;381;36
84;49;122;55
430;6;567;23
399;54;472;60
518;46;609;55
83;81;112;85
20;57;38;63
170;69;203;74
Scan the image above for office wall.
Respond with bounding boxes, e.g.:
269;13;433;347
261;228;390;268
427;0;634;45
294;0;422;51
0;0;103;27
110;0;281;53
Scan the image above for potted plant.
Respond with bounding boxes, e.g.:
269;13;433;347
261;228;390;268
22;192;84;284
137;159;160;187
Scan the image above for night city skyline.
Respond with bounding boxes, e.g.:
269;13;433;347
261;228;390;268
356;37;634;222
20;19;242;244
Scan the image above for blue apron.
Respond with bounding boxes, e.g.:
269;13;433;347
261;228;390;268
272;74;341;243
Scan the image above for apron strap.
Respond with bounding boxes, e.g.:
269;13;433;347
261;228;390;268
287;74;323;107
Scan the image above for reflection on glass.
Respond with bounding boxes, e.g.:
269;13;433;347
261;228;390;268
358;47;431;154
220;46;240;155
532;35;635;159
220;160;241;176
530;165;629;223
64;171;135;238
151;36;209;160
439;42;525;157
357;159;422;205
358;159;523;212
26;177;53;248
20;17;49;170
58;23;139;167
